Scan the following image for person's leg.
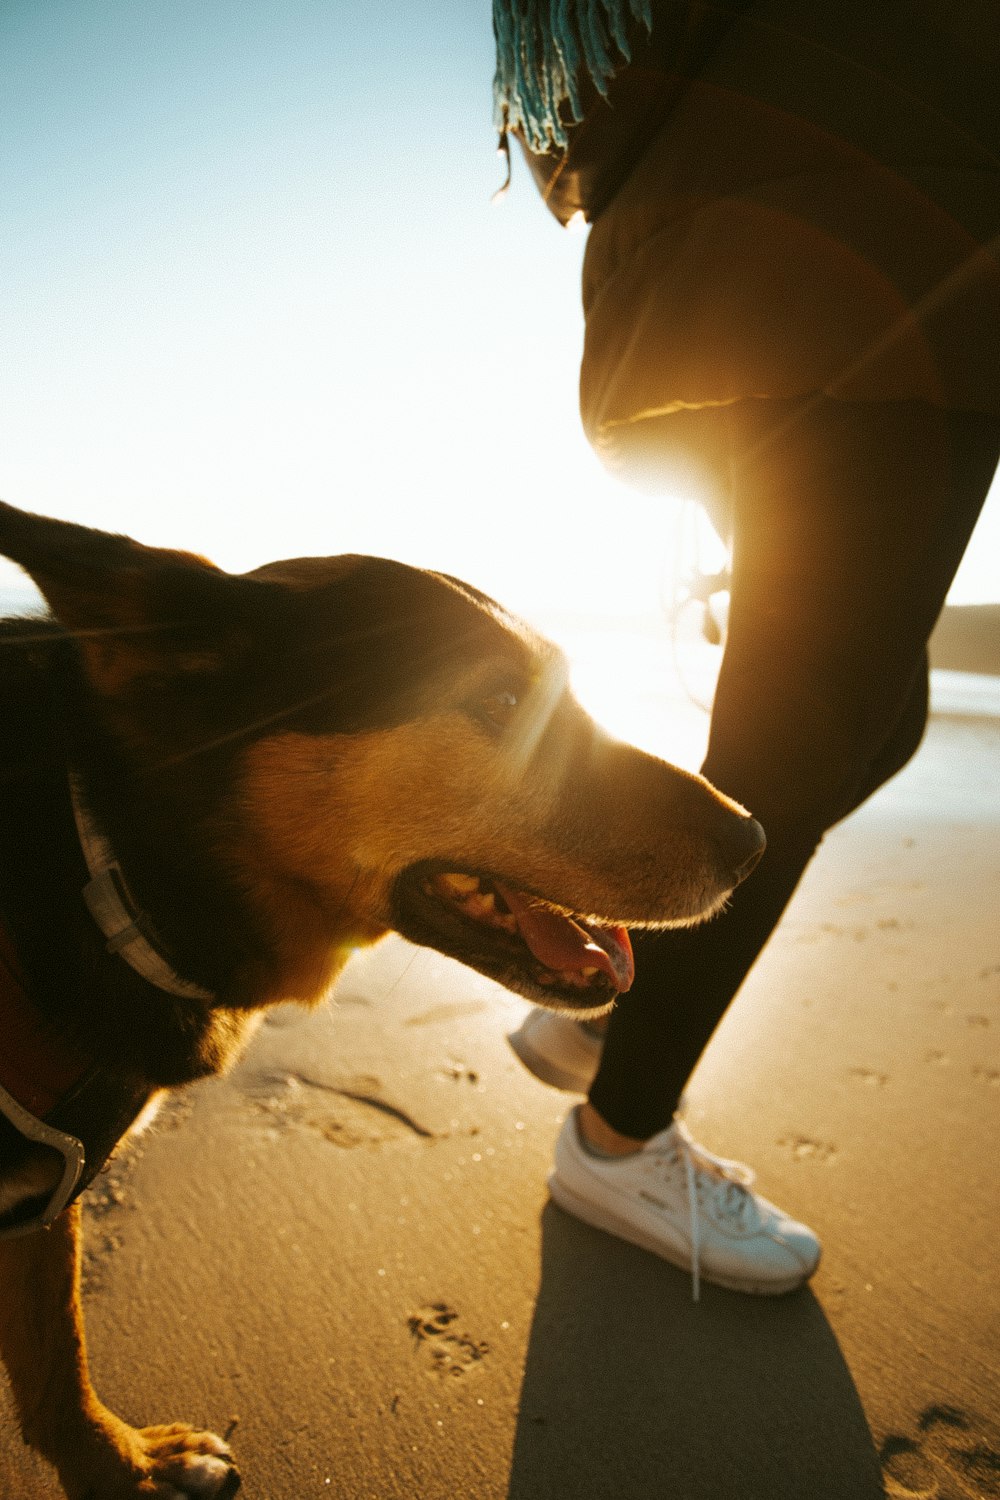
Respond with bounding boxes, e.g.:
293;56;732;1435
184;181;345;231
587;398;1000;1143
583;673;925;1149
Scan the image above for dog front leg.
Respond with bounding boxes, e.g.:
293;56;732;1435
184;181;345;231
0;1204;240;1499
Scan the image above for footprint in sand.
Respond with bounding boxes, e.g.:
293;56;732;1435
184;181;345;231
848;1067;890;1087
408;1303;490;1378
881;1403;1000;1499
438;1060;481;1085
245;1070;438;1147
404;1001;489;1027
776;1134;838;1163
81;1154;136;1290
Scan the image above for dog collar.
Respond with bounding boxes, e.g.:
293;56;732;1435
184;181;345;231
69;773;215;1002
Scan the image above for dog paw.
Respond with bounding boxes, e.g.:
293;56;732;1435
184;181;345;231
69;1424;240;1499
134;1425;240;1498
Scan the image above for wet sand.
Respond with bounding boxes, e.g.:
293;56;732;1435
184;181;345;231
2;607;999;1499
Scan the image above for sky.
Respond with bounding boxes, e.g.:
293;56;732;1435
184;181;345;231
1;0;997;644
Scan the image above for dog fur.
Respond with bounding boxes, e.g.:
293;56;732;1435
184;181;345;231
0;500;761;1497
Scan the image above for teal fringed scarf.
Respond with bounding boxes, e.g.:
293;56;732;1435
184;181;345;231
493;0;653;152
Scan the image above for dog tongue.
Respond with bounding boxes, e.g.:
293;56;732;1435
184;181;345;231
495;884;634;993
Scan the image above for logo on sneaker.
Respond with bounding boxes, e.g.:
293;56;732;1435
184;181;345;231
639;1189;672;1213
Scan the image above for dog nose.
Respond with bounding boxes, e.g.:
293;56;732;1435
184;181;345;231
717;813;766;883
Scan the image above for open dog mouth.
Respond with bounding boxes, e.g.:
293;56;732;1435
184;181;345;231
391;864;635;1012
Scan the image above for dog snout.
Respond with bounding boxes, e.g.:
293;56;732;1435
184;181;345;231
715;810;766;884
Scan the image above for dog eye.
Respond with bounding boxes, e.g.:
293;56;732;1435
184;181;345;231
471;689;519;732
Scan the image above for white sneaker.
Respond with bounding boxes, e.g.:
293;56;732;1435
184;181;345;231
507;1007;602;1093
550;1106;821;1298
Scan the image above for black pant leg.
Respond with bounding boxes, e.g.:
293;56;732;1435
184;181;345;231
589;400;1000;1139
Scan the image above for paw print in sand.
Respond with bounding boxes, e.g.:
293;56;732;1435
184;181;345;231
408;1303;490;1378
881;1403;1000;1499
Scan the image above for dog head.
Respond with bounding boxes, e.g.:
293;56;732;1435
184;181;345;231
0;501;762;1015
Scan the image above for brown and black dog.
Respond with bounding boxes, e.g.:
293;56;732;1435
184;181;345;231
0;499;762;1498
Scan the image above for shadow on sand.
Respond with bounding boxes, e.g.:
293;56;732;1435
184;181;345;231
508;1202;886;1500
929;603;1000;677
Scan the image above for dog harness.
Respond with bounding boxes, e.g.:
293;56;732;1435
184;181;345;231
0;920;88;1230
0;916;158;1237
0;776;214;1238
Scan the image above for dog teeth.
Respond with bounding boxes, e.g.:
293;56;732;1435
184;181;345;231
429;871;518;934
437;872;480;896
536;966;602;989
461;890;519;931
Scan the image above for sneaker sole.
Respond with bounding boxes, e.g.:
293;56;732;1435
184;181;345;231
507;1027;595;1093
547;1171;812;1297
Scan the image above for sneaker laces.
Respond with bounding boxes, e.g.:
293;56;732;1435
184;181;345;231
666;1118;757;1303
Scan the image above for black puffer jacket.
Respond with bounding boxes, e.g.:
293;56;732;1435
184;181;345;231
516;0;1000;483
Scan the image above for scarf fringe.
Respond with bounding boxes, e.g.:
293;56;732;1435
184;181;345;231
493;0;652;151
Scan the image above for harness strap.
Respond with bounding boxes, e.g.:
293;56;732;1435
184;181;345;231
0;918;152;1237
0;922;90;1115
1;772;205;1234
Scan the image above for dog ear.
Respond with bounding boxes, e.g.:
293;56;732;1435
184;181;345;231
0;500;259;695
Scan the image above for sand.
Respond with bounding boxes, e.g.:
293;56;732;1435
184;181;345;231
2;606;999;1500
